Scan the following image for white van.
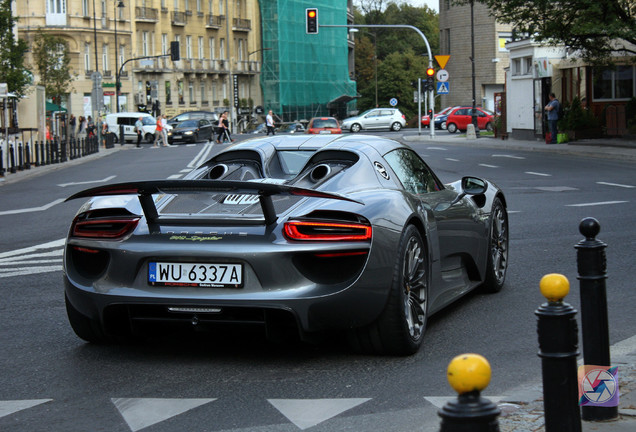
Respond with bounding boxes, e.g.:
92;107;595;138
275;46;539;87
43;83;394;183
105;112;160;143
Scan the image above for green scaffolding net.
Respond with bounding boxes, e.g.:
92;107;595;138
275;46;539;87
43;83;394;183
259;1;357;122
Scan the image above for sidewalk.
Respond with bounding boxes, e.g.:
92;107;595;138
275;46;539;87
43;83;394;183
496;336;636;431
0;143;128;187
403;132;636;162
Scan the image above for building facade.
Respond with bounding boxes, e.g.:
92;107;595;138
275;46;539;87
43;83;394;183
438;0;511;112
259;0;357;122
17;0;263;126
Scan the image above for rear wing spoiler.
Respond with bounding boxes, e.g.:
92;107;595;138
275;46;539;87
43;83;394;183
66;180;363;227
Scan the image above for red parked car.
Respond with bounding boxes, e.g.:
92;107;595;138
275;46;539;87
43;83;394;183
445;107;495;133
421;106;453;129
306;117;342;134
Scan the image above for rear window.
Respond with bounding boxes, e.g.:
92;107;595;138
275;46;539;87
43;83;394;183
277;150;315;175
312;118;338;128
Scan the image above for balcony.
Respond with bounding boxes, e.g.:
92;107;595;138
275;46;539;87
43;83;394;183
232;18;251;32
135;7;159;22
205;14;223;29
171;11;186;26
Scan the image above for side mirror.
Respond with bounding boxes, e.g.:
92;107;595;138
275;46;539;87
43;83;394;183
461;176;488;195
436;176;488;211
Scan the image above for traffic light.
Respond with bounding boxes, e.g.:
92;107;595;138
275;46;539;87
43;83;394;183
306;8;318;34
425;67;435;91
170;41;180;61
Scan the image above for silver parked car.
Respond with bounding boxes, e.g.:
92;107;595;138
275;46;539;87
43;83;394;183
341;108;407;133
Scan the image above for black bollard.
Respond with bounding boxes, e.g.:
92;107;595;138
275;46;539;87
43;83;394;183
536;274;582;432
18;142;24;170
439;353;501;432
0;145;4;175
9;143;16;173
575;218;618;421
25;142;31;169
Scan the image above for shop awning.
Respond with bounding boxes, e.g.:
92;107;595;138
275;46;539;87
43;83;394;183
46;101;67;112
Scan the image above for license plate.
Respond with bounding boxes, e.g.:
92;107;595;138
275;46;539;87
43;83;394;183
149;262;243;288
319;130;332;134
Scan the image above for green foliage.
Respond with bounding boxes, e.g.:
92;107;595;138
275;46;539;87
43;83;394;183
0;0;31;97
377;50;427;119
463;0;636;64
558;97;600;131
32;29;76;104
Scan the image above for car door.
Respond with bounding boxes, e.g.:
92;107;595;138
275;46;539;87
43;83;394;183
377;110;394;129
199;119;212;140
383;148;486;307
363;109;382;129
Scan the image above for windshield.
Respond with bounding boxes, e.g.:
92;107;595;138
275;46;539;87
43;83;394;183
312;118;338;128
179;120;198;128
141;116;156;126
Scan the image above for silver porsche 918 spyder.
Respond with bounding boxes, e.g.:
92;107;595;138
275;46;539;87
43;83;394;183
64;134;508;355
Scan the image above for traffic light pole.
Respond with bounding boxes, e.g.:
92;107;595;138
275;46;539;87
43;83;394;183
320;24;436;138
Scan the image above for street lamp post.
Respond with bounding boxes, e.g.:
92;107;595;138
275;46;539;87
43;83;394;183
114;1;124;144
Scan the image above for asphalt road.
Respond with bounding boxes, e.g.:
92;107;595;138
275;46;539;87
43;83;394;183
1;137;635;431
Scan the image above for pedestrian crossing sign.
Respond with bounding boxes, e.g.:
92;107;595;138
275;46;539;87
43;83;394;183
437;82;449;94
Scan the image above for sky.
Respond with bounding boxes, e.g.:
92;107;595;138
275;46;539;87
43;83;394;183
404;0;439;12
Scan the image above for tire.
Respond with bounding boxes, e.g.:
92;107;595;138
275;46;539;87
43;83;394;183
145;133;154;143
350;123;362;133
480;198;508;293
486;122;494;132
440;121;447;130
350;225;428;355
65;295;107;343
391;122;403;132
447;123;458;133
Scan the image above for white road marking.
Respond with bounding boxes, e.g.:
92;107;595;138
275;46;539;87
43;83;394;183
0;399;52;418
268;398;371;430
566;201;628;207
479;164;499;168
597;181;635;188
0;198;66;216
535;186;578;192
525;171;551;177
0;239;65;279
179;168;193;173
57;175;117;188
112;398;216;432
188;142;215;168
492;154;525;159
0;238;65;259
426;147;448;151
445;158;459;162
424;396;504;409
166;174;182;179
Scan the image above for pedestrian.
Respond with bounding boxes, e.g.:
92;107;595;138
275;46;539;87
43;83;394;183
154;115;168;147
266;110;275;135
161;114;169;146
216;111;234;143
87;116;95;138
78;116;87;138
69;114;76;138
101;117;109;147
544;92;560;144
135;116;144;147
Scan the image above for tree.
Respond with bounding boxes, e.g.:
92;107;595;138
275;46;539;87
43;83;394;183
467;0;636;64
376;50;428;120
32;30;76;106
0;0;31;97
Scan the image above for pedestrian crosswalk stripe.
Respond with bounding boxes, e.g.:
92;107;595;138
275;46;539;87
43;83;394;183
267;398;371;430
0;399;52;419
112;398;217;432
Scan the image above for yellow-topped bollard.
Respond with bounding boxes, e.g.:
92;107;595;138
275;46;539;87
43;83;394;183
438;353;500;431
540;273;570;302
447;353;491;395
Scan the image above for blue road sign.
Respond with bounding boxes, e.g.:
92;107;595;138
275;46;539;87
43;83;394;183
389;98;398;106
437;82;449;94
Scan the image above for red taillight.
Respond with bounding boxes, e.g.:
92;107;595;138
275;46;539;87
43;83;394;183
284;220;372;241
71;217;140;239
